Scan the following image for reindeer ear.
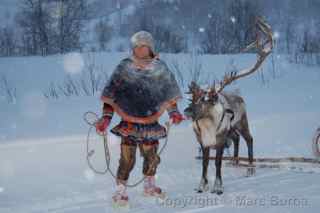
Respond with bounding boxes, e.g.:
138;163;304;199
188;81;201;95
189;81;197;90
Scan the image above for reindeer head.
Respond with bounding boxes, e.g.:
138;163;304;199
184;81;219;121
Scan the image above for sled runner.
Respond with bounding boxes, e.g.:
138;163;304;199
196;156;320;172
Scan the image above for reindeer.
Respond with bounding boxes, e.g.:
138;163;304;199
183;17;273;195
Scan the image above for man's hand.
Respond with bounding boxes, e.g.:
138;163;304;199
169;111;185;125
95;117;110;135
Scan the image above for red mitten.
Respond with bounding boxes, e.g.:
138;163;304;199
169;111;185;125
95;117;110;135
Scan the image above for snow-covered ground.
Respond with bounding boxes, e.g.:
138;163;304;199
0;52;320;212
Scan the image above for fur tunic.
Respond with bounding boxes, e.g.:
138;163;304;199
101;57;181;142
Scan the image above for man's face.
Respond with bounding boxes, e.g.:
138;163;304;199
133;45;151;59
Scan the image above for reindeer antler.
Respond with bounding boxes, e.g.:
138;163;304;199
187;81;205;103
213;16;273;94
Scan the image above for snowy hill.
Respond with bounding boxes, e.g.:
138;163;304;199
0;52;320;212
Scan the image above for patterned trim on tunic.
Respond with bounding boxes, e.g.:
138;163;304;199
111;121;167;142
121;137;159;146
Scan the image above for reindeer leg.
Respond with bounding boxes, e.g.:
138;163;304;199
211;144;224;195
244;133;255;177
196;145;210;193
229;130;240;165
239;116;255;176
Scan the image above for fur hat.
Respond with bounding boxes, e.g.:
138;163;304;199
130;31;155;54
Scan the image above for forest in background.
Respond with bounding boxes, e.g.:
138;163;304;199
0;0;320;65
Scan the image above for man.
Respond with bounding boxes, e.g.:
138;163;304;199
95;31;184;206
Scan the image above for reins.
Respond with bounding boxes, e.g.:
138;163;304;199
83;111;171;188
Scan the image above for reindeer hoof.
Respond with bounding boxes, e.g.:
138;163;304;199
196;189;203;193
246;167;256;177
217;190;223;195
211;189;223;195
195;184;209;193
211;179;223;195
196;179;209;193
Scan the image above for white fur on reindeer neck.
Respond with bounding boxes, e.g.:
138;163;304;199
193;93;241;148
193;98;229;148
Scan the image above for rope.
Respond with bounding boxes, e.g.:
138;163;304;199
83;111;171;188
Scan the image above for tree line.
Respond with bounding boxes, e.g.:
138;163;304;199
1;0;320;64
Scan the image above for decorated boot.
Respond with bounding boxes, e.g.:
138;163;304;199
143;176;166;199
112;182;129;208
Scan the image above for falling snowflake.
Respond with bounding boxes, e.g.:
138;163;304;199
199;28;205;33
63;52;84;74
51;4;63;19
84;169;95;182
230;16;236;23
11;124;17;130
208;14;212;19
273;31;280;39
0;187;4;193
